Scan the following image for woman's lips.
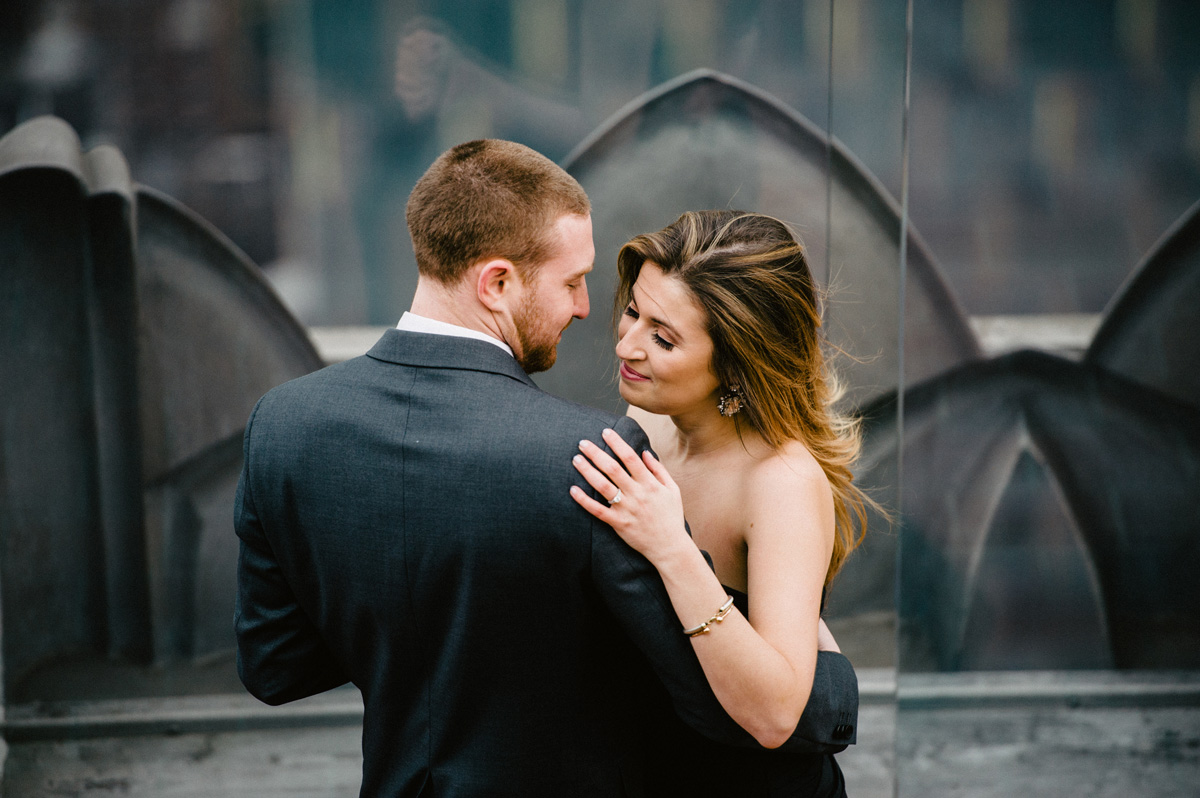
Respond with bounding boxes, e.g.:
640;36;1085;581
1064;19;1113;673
619;362;650;382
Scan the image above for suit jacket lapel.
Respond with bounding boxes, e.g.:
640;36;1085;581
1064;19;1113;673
365;328;538;389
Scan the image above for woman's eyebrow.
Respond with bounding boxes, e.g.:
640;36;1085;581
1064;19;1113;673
631;287;683;340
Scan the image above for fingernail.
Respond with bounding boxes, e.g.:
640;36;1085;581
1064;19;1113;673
602;428;614;436
573;455;583;464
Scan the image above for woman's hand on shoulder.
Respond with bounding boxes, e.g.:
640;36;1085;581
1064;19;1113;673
570;428;693;566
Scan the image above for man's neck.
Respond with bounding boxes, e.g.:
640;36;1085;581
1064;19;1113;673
408;276;507;344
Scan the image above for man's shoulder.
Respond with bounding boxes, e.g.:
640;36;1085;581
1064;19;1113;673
518;386;616;422
249;352;645;448
471;380;648;453
265;355;374;395
504;384;626;430
248;357;368;424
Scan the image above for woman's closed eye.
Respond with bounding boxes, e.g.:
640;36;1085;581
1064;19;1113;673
624;305;675;351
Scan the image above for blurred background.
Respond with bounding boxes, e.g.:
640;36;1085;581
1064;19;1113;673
1;1;1199;796
5;0;1197;324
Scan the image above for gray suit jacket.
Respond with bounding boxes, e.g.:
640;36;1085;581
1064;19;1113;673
236;329;856;797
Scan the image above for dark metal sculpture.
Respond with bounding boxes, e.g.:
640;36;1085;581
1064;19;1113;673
552;69;980;414
863;199;1200;671
0;117;322;701
1088;200;1200;412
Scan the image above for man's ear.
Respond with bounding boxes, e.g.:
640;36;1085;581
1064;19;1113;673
476;258;519;312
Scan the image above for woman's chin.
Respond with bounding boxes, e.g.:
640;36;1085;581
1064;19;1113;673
619;386;666;416
618;383;649;409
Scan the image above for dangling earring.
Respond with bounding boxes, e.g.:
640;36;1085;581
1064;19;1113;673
717;384;743;417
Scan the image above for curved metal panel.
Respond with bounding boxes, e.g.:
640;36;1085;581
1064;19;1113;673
1087;200;1200;411
86;149;151;664
0;115;151;691
133;187;324;663
549;70;979;412
0;116;324;698
0;158;106;691
860;351;1200;670
134;187;323;479
958;447;1112;670
0;116;90;184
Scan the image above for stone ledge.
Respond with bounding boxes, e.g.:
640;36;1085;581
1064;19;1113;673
897;670;1200;709
3;689;364;743
858;667;898;703
10;669;1197;743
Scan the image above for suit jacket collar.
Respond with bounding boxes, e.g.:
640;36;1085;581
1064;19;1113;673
366;328;538;389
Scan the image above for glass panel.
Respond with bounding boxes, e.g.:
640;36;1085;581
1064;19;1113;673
896;0;1200;675
894;1;1200;796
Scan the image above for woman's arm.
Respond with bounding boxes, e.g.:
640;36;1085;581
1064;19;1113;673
571;428;834;748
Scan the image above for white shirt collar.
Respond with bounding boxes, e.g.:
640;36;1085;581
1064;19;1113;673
396;312;514;357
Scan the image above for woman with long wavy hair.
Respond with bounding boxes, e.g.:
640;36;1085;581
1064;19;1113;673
571;210;874;796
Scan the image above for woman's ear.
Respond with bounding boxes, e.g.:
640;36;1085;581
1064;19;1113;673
476;258;518;312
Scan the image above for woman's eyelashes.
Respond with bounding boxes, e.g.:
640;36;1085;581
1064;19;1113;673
623;305;676;351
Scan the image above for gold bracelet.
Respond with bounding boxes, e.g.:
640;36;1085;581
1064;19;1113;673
682;595;735;637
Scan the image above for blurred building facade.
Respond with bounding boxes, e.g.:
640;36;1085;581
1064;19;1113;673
4;0;1197;324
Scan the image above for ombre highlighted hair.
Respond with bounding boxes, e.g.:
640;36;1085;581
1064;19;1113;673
616;210;877;585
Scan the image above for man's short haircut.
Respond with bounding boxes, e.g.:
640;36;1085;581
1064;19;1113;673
405;139;590;284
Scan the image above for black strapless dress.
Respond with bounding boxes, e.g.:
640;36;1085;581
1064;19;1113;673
643;587;847;798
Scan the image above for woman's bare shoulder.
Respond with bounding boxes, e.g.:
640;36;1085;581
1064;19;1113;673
734;444;835;590
743;439;832;510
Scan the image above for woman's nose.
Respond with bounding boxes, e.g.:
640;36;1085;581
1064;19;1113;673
615;326;641;361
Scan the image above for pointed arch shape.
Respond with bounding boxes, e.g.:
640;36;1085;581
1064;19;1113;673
1088;199;1200;411
550;69;979;412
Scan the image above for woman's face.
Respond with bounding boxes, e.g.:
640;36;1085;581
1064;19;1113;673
615;262;721;417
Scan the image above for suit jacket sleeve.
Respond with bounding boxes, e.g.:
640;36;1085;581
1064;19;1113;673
589;415;857;753
234;398;350;705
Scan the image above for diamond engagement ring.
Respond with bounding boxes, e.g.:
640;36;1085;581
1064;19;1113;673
608;489;623;505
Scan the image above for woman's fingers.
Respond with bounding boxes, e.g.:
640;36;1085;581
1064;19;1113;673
577;437;637;490
569;484;613;523
572;452;622;501
600;428;652;479
572;435;688;561
641;449;676;488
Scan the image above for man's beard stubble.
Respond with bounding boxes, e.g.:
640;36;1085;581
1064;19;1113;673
512;289;562;375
